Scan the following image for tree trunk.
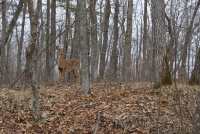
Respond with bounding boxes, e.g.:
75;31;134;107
89;0;98;81
142;0;148;81
109;0;119;80
0;0;24;51
189;47;200;85
17;2;26;77
97;0;103;77
68;0;81;82
151;0;166;84
80;0;90;95
122;0;133;82
179;0;200;81
45;0;51;81
63;0;70;58
99;0;111;79
36;0;44;82
71;0;81;59
0;0;7;84
49;0;56;81
26;0;40;120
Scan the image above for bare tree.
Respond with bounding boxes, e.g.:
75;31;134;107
26;0;40;120
189;45;200;85
45;0;51;81
63;0;70;57
0;0;7;84
99;0;111;79
109;0;119;80
17;2;26;77
179;0;200;81
122;0;133;82
49;0;56;80
71;0;81;59
89;0;98;81
80;0;90;95
142;0;148;81
0;0;24;55
151;0;166;85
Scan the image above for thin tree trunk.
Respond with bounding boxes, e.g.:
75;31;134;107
36;0;43;82
71;0;81;59
97;0;103;77
0;0;24;50
0;0;7;84
26;0;40;120
122;0;133;82
64;0;70;58
189;46;200;85
50;0;56;81
17;2;26;77
45;0;51;81
119;2;126;80
89;0;98;81
179;0;200;81
142;0;148;81
69;0;81;82
99;0;111;79
109;0;119;80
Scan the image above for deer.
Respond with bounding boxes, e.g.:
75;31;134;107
57;48;80;82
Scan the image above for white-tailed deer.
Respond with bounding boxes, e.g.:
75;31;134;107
58;48;80;81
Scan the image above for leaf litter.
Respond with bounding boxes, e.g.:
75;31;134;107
0;82;199;134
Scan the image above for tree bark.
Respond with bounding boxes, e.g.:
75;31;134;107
89;0;98;81
122;0;133;82
45;0;51;81
99;0;111;79
151;0;166;84
109;0;119;80
0;0;7;84
49;0;56;81
142;0;148;81
17;3;26;77
26;0;40;120
179;0;200;81
71;0;81;59
80;0;90;95
189;47;200;85
63;0;70;58
0;0;24;50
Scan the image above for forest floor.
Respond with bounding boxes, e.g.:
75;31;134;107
0;82;199;134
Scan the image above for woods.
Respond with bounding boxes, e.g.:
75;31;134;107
0;0;200;133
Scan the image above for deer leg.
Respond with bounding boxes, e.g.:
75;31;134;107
73;69;79;82
59;67;64;81
61;71;65;81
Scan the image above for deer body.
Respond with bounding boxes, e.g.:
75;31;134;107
58;49;80;81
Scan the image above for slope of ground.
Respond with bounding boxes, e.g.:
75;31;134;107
0;82;199;134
